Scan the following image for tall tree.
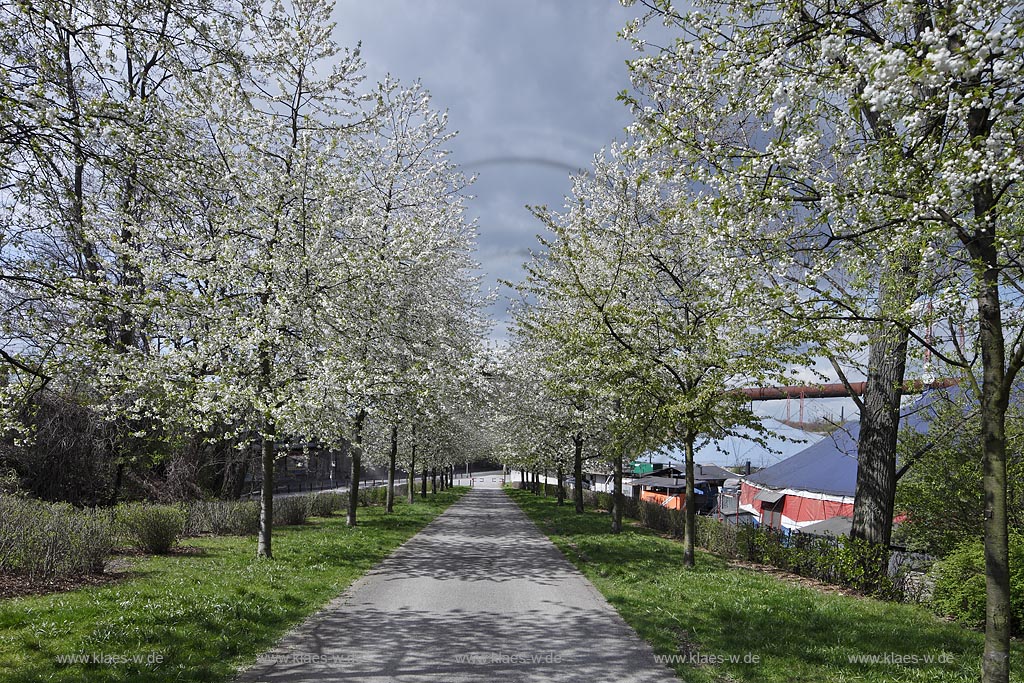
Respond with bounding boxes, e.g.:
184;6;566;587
168;0;365;557
521;145;801;559
622;0;1023;676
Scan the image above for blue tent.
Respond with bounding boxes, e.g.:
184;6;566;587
746;422;860;497
746;388;964;497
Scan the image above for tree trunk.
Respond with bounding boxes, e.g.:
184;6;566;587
611;454;623;534
573;433;584;513
408;427;417;504
421;468;427;498
107;461;125;507
979;301;1011;683
556;466;565;505
968;173;1011;683
346;410;366;527
257;423;275;559
386;424;398;513
683;433;696;567
431;467;437;494
850;318;910;547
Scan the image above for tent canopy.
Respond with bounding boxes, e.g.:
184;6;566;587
746;387;968;498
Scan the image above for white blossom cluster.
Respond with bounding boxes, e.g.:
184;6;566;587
0;0;489;474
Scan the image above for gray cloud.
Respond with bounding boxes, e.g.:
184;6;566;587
332;0;638;339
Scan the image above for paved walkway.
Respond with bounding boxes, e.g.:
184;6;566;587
234;488;675;682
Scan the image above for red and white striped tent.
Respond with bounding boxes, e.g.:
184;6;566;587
739;423;859;530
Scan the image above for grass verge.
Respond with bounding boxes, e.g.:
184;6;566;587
507;488;1024;683
0;487;467;682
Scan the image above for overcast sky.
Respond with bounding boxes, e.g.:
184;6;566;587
331;1;858;424
332;0;639;340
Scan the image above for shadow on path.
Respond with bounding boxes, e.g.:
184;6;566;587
235;489;674;683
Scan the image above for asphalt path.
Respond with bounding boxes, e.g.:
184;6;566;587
234;487;675;682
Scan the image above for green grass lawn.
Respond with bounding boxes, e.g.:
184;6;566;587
0;487;467;683
507;488;1024;683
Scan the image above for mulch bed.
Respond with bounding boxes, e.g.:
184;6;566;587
724;558;857;596
0;569;131;600
0;544;204;600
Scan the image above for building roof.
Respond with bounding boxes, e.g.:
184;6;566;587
633;464;734;486
800;516;853;537
753;489;786;504
635;476;706;493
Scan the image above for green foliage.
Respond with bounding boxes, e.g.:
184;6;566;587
0;498;113;579
115;504;185;555
0;488;467;682
508;488;1024;683
223;501;261;535
182;500;261;537
895;400;1024;556
182;489;390;539
358;486;390;507
931;533;1024;634
640;501;902;597
305;492;346;518
271;496;309;527
0;467;24;495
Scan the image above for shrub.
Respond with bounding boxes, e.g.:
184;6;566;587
647;509;903;598
358;486;389;506
182;500;262;537
931;533;1024;634
306;492;346;518
273;495;310;526
182;501;216;536
697;515;739;556
226;500;261;535
0;497;114;579
116;503;185;554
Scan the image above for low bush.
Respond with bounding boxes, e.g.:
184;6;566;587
306;492;346;517
182;501;220;536
116;503;185;554
931;533;1024;634
273;496;310;526
183;500;262;536
226;500;261;534
0;497;113;579
184;491;360;536
635;500;903;598
696;514;739;555
358;486;389;506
